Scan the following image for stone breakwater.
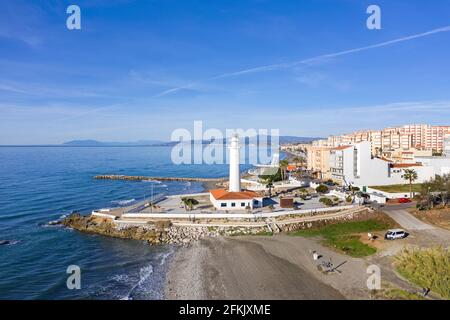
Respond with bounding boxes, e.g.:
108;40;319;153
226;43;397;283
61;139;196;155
60;208;375;245
94;175;226;182
60;214;268;245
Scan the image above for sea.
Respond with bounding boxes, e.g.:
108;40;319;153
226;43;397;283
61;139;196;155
0;146;259;300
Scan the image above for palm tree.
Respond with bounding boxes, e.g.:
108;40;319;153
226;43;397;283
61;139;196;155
180;197;199;211
279;159;289;181
265;181;274;197
299;157;306;168
402;169;418;199
292;156;301;166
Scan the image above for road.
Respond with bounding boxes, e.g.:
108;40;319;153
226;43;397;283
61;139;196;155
381;204;450;245
383;209;434;230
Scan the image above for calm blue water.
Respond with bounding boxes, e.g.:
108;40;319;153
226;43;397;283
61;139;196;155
0;146;252;300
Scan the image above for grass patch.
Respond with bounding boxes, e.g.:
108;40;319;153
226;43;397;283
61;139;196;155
327;235;376;257
253;231;273;236
383;288;425;300
369;184;422;193
289;219;394;257
229;230;273;237
395;247;450;299
372;285;425;300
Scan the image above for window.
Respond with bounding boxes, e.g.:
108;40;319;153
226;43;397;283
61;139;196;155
241;202;246;207
231;203;236;207
221;203;226;207
253;200;259;205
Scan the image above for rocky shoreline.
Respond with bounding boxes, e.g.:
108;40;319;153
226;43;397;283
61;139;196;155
59;207;373;246
60;213;270;245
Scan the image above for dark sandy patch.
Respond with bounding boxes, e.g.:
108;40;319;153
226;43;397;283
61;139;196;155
164;235;362;300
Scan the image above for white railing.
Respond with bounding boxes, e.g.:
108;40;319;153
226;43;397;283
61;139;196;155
91;212;118;219
115;206;364;227
120;204;357;219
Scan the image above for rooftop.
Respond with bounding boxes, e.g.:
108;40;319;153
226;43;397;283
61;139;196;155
210;188;261;200
390;163;422;168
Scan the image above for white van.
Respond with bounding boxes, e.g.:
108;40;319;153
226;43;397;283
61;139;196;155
384;229;407;240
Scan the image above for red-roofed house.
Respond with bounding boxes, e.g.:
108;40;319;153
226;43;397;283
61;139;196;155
209;189;263;210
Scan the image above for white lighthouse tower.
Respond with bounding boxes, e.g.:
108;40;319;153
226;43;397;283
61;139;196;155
209;133;262;211
228;134;241;192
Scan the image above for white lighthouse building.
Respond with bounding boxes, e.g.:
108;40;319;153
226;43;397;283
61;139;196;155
228;134;241;192
209;134;263;211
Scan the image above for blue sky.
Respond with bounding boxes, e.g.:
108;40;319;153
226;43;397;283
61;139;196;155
1;0;450;144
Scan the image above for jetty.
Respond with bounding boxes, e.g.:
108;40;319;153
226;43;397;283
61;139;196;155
94;175;227;182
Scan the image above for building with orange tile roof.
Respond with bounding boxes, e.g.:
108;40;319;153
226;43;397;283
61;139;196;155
209;135;264;211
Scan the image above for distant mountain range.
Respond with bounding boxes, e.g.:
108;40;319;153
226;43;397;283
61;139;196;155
63;136;321;147
63;139;167;146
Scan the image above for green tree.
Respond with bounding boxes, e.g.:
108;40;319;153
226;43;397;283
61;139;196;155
316;184;329;194
279;159;289;181
180;197;199;211
319;197;333;206
434;174;450;207
265;181;274;197
422;174;450;208
291;156;306;168
292;156;301;166
401;169;418;199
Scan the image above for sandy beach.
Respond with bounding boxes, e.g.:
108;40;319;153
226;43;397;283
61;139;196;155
165;234;372;300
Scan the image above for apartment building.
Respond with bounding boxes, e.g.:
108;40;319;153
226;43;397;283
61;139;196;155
305;145;331;179
444;134;450;157
329;141;435;188
396;124;450;151
315;124;450;158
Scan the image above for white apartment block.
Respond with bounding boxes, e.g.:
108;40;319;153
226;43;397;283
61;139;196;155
329;141;435;189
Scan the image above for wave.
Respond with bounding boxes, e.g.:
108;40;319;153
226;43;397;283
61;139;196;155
122;264;154;300
142;180;162;184
0;240;20;246
157;249;174;266
111;199;135;206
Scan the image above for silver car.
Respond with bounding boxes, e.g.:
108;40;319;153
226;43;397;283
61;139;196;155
384;229;407;240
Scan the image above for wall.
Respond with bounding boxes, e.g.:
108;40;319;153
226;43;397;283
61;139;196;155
209;193;263;210
416;156;450;176
117;204;357;219
366;187;416;199
336;141;435;188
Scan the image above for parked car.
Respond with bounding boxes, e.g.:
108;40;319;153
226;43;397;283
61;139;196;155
384;229;407;240
398;198;412;203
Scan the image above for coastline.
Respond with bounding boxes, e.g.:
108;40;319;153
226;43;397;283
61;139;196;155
164;235;371;300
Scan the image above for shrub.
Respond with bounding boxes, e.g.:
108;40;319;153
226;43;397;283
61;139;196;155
319;197;333;206
416;202;428;211
316;184;329;194
345;196;353;203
